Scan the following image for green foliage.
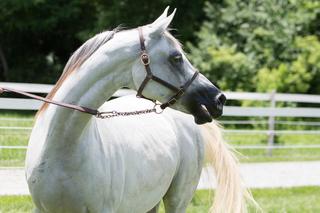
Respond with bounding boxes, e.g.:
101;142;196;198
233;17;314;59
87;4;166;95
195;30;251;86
189;0;320;94
294;36;320;94
92;0;206;42
256;62;311;93
188;28;255;91
1;0;320;94
256;35;320;93
0;0;206;83
0;0;97;83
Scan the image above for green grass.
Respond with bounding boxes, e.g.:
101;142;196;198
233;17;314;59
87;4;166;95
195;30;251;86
0;112;320;167
1;187;320;212
236;147;320;162
0;196;33;213
226;133;320;146
0;112;33;167
226;133;320;162
250;186;320;213
0;131;30;167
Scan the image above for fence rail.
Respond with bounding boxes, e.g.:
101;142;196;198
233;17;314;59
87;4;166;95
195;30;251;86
226;91;320;103
0;82;319;158
1;82;320;117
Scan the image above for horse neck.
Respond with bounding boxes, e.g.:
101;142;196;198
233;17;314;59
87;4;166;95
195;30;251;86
38;34;138;143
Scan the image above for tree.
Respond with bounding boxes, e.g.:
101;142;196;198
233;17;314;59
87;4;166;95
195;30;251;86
0;0;206;83
0;0;97;83
0;44;9;81
92;0;206;42
189;0;320;94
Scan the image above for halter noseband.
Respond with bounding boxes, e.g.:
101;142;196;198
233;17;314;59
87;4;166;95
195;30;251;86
136;27;199;110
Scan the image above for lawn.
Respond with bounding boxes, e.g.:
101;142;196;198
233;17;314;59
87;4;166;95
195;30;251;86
226;133;320;162
1;187;320;212
0;111;320;166
0;112;33;167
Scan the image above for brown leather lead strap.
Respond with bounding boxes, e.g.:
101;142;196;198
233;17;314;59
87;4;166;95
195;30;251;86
0;87;99;115
0;86;160;119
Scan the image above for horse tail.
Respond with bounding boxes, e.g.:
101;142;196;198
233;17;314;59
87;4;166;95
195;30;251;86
200;121;258;213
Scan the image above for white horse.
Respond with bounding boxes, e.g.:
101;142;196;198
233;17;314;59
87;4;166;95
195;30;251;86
26;8;255;213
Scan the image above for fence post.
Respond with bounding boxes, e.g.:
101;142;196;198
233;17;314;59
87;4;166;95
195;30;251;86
267;90;276;156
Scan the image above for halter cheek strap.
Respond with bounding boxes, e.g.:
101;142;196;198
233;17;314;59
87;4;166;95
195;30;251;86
136;27;199;110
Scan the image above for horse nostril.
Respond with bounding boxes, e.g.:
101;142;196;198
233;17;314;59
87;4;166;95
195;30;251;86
216;93;226;105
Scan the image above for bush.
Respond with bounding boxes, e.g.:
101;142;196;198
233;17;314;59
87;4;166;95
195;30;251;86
188;0;320;94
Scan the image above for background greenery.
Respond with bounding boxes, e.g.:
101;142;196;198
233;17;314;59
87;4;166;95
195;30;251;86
1;187;320;213
0;0;206;83
1;0;320;95
188;0;320;94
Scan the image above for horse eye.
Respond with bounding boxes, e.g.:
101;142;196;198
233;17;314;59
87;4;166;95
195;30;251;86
170;52;183;63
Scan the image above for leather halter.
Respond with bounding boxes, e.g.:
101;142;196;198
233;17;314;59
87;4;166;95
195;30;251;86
136;27;199;110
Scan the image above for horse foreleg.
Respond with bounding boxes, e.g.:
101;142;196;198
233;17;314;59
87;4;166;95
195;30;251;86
162;166;202;213
162;128;204;213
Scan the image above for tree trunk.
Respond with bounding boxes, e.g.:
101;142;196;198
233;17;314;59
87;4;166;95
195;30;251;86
0;44;9;81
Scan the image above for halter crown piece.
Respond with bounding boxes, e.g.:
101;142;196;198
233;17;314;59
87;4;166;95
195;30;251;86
136;27;199;110
0;27;199;118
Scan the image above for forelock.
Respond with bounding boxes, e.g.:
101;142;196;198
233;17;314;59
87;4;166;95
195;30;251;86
164;31;183;50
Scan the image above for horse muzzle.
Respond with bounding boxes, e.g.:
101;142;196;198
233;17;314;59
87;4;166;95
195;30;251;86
185;86;226;124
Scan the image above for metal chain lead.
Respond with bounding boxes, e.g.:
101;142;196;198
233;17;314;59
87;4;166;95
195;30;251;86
95;103;164;119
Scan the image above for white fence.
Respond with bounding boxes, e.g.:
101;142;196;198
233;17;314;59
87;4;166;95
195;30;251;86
0;82;320;155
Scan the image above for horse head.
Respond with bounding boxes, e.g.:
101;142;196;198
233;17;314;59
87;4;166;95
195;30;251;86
131;7;226;124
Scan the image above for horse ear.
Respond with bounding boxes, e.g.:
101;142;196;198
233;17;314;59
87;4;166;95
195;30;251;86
149;8;176;37
151;6;170;25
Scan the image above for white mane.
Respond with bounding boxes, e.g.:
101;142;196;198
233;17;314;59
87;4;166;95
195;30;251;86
38;29;117;113
63;30;117;74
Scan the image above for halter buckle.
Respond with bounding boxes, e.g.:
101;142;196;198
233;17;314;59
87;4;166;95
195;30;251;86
140;52;150;65
176;88;185;97
167;98;177;106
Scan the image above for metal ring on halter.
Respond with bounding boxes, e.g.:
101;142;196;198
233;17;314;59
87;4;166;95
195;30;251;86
140;53;150;65
153;103;164;114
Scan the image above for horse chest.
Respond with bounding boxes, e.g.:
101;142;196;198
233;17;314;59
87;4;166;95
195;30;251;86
28;125;181;213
